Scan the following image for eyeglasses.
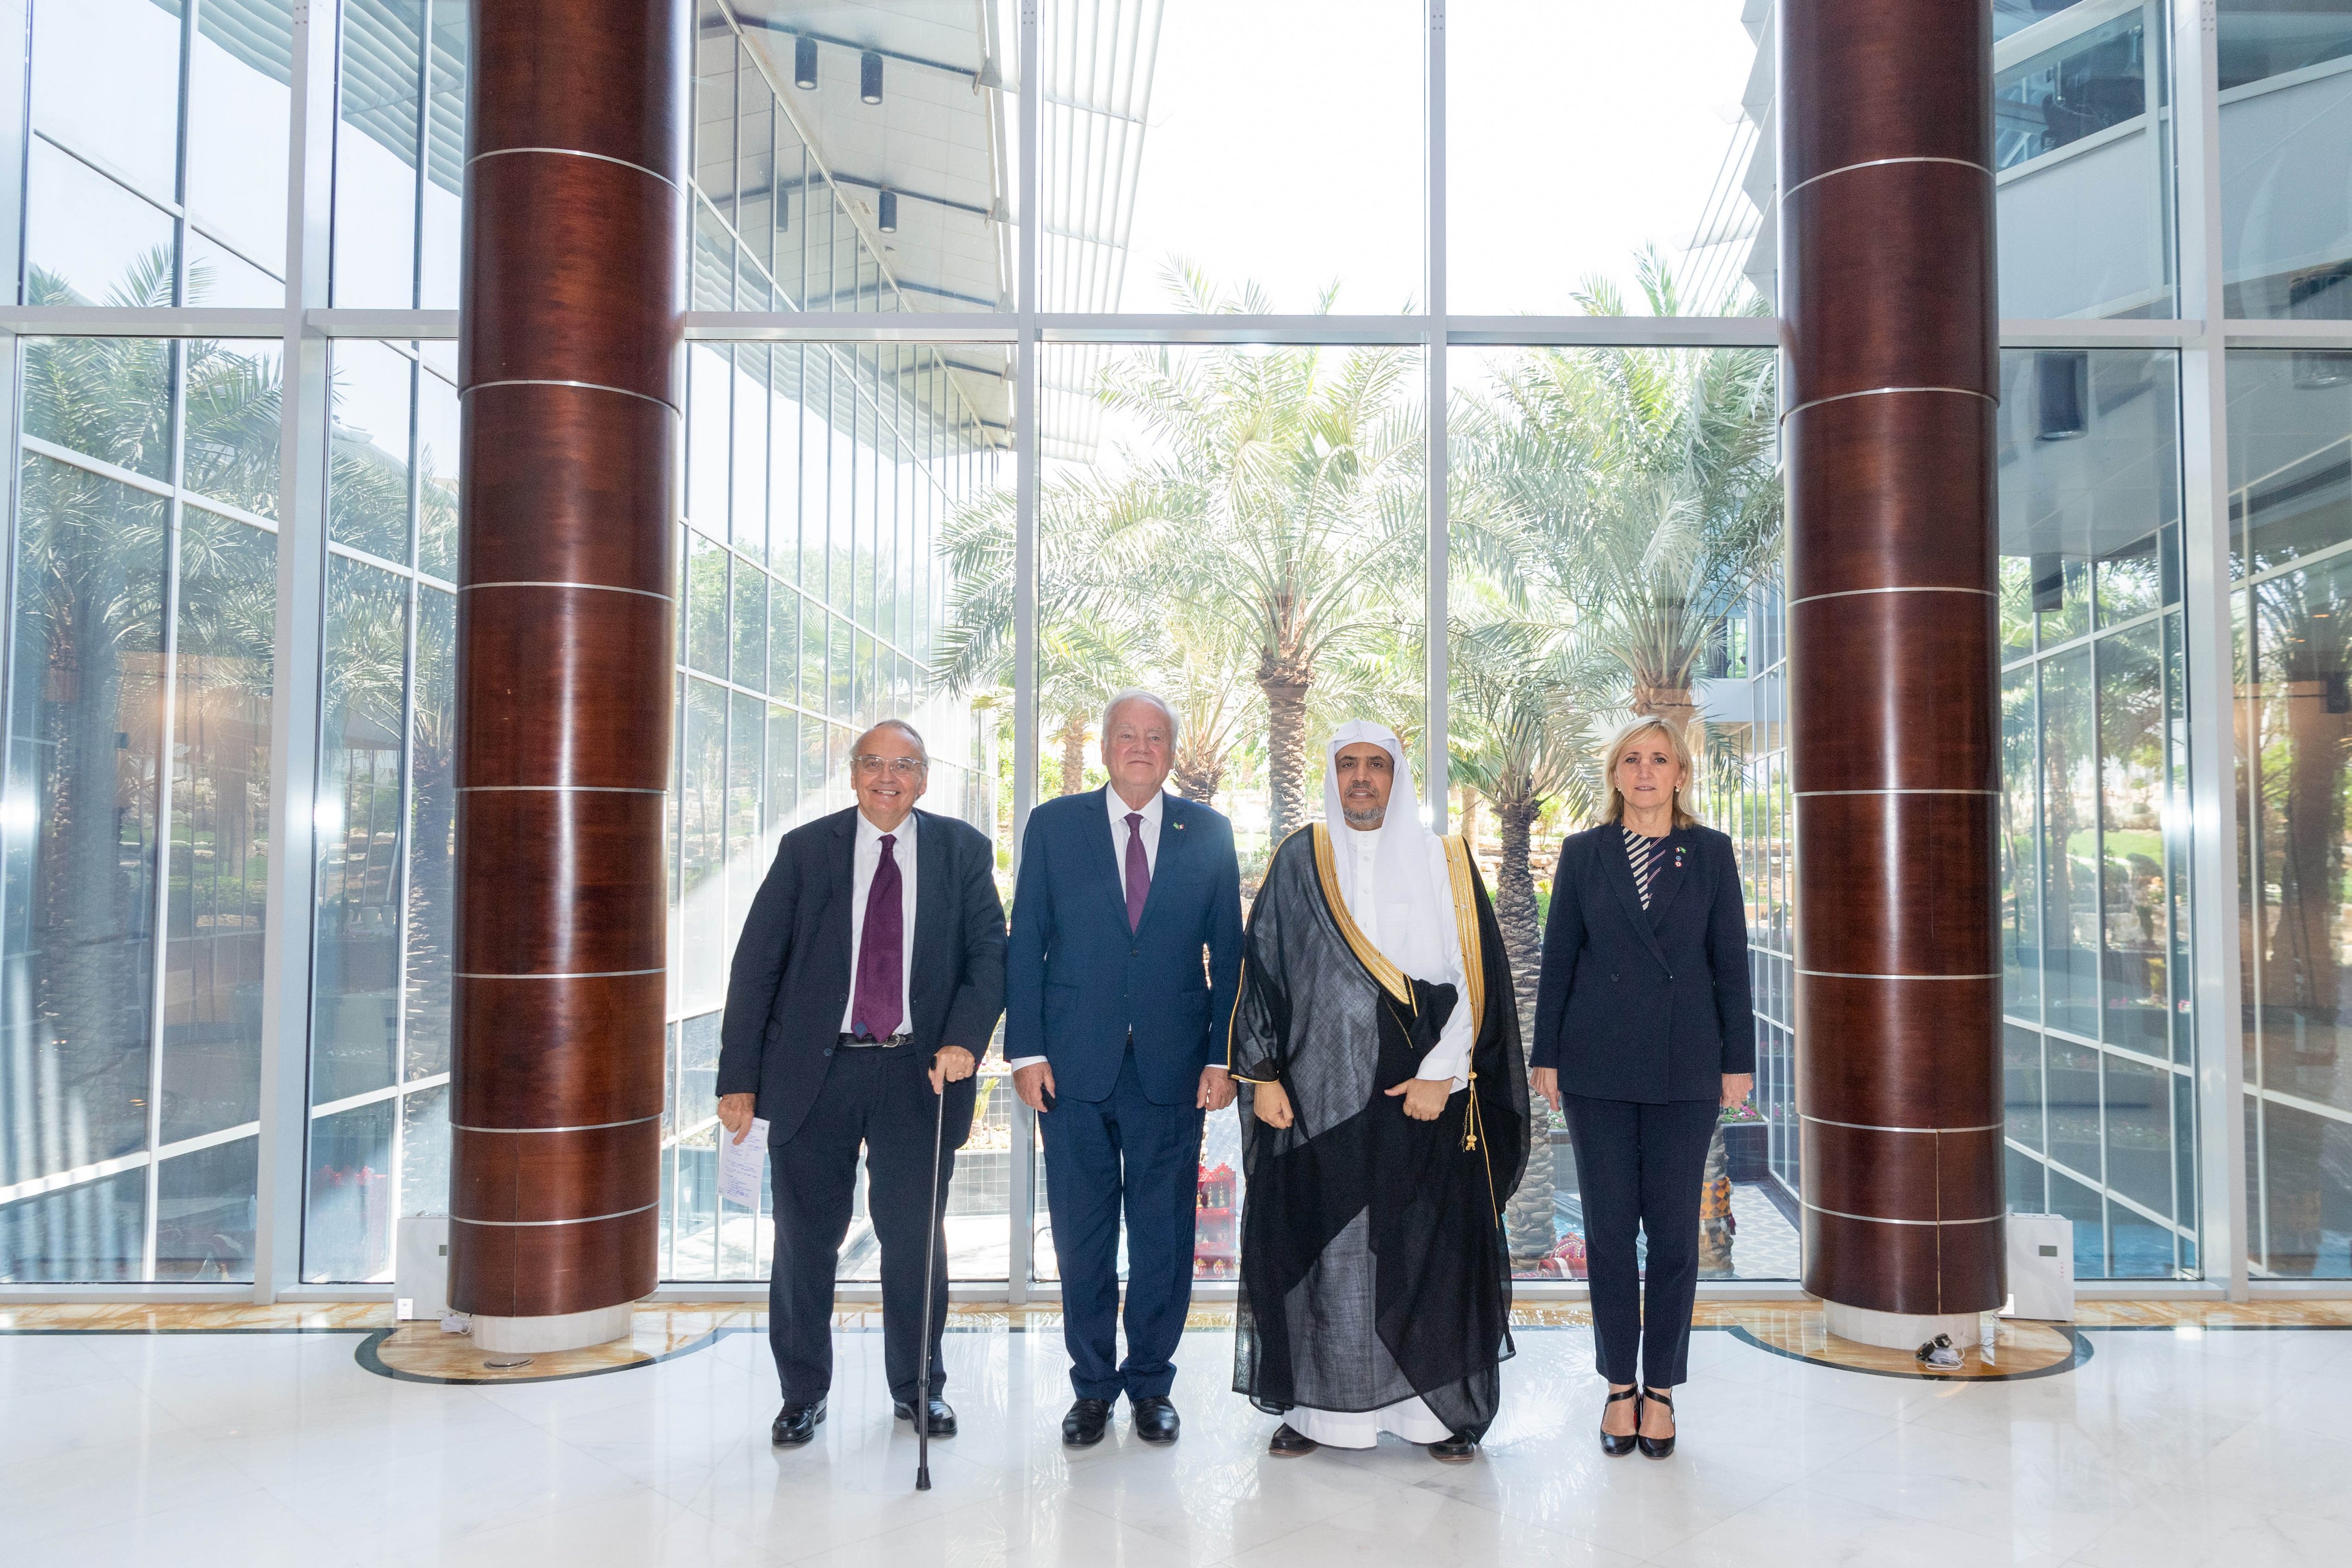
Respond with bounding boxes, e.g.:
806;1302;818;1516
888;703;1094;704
853;754;926;778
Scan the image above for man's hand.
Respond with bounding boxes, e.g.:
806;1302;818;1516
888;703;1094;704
1252;1079;1294;1129
1198;1065;1236;1111
1013;1060;1055;1113
1530;1066;1561;1113
1386;1077;1453;1122
718;1092;757;1145
1720;1073;1753;1111
929;1046;977;1097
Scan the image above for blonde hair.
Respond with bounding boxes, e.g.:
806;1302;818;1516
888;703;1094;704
1600;715;1700;828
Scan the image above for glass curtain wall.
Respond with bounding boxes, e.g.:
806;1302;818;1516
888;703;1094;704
2234;349;2352;1277
664;338;1000;1282
5;0;2329;1294
23;0;295;312
0;331;282;1281
662;13;1007;1285
1709;579;1797;1226
1023;339;1429;1283
293;0;466;1279
1997;349;2197;1279
331;0;466;311
299;341;456;1280
1;0;292;1282
1444;342;1794;1281
2221;3;2352;1282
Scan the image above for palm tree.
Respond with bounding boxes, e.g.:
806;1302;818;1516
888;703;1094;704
1446;623;1607;1268
1450;251;1783;1275
938;270;1429;833
1097;270;1426;843
1467;257;1780;737
11;251;284;1169
1160;606;1256;804
934;475;1152;797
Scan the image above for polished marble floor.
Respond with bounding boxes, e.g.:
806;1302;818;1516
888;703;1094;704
2;1313;2346;1566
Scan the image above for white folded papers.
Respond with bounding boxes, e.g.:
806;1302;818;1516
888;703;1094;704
718;1118;770;1209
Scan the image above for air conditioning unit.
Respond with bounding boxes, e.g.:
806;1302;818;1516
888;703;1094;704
393;1213;451;1322
2001;1211;2074;1322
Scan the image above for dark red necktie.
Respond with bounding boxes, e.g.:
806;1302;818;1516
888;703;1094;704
851;833;904;1039
1124;812;1150;931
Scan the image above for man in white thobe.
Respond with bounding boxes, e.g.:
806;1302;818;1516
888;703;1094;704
1229;722;1527;1462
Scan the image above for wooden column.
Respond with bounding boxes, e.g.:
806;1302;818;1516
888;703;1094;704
1782;1;2005;1339
447;0;685;1352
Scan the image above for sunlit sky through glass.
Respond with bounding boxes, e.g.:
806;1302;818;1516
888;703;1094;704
1063;1;1765;479
1112;1;1765;319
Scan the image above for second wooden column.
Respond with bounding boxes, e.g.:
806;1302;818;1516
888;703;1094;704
1782;0;2007;1344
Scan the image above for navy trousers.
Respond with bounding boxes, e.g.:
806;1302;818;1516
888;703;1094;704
1562;1093;1720;1388
1040;1044;1205;1402
769;1046;952;1405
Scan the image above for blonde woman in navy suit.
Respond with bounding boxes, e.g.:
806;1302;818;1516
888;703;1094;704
1529;715;1753;1459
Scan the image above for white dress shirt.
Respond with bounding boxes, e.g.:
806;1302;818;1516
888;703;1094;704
1010;787;1201;1074
839;809;918;1037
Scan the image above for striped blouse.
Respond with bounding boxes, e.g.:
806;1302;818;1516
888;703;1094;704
1623;825;1670;909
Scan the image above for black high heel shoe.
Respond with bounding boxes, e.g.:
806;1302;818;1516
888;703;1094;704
1636;1388;1675;1459
1599;1385;1639;1457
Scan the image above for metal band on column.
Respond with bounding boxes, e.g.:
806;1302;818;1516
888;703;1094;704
1781;1;2005;1333
447;0;686;1350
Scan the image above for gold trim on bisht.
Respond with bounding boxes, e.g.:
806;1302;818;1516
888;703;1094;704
1442;834;1486;1042
1310;824;1413;1006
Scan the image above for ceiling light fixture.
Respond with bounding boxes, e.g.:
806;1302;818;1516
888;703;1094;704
878;190;899;233
794;36;818;90
861;51;884;104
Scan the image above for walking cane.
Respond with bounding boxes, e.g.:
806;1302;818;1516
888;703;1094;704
914;1067;947;1492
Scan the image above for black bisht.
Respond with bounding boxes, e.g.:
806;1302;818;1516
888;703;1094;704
1228;824;1529;1439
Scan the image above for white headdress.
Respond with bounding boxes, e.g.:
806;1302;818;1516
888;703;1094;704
1323;721;1450;981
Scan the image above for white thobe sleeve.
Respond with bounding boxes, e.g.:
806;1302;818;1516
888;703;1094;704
1413;839;1473;1089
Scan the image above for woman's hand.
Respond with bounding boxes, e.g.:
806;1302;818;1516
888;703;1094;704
1721;1073;1753;1110
1530;1066;1561;1113
1386;1077;1453;1121
1252;1080;1295;1129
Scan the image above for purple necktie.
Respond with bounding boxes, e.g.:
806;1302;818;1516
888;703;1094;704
1124;812;1150;931
852;833;904;1040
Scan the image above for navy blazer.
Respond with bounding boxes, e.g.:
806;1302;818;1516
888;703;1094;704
1003;788;1244;1106
1530;821;1755;1104
714;806;1007;1147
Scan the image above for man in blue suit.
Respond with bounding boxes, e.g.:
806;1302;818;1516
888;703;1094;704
1005;689;1244;1446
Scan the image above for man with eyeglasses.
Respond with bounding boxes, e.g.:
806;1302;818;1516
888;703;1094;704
715;718;1006;1448
1005;689;1244;1447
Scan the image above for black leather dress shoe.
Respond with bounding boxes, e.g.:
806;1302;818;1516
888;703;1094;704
1062;1397;1112;1446
771;1398;825;1446
1429;1431;1478;1464
1131;1395;1180;1444
892;1396;957;1437
1267;1422;1317;1457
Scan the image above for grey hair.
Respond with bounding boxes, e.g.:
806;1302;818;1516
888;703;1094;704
857;717;930;766
1100;688;1179;747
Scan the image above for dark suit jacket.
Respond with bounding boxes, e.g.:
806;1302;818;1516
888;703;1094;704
1530;821;1755;1104
1003;788;1244;1105
715;805;1007;1147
